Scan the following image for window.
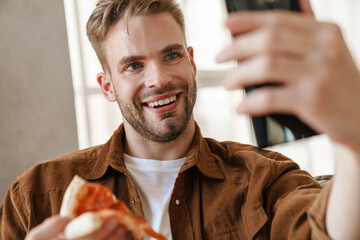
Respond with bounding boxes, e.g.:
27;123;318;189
64;0;360;176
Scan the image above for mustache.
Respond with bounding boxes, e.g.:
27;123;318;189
140;82;188;99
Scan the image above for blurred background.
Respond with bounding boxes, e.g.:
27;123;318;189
1;0;359;202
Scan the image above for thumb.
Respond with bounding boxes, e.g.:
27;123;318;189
25;215;71;240
298;0;314;15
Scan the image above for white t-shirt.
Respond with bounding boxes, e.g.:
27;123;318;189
124;154;186;240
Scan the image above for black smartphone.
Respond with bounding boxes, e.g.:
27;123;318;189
225;0;300;12
224;0;318;148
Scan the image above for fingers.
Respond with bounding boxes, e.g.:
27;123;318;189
216;11;329;65
223;55;308;90
25;215;71;240
217;11;345;65
217;26;316;63
298;0;314;15
237;86;298;116
224;10;317;36
27;216;128;240
106;228;127;240
75;218;127;240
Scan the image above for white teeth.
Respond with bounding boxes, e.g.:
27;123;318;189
148;95;177;108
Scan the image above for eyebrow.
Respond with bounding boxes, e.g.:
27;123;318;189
117;43;186;68
117;55;145;67
161;43;186;54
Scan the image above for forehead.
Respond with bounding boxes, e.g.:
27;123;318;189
103;13;186;66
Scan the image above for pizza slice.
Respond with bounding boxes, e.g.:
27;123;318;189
60;175;166;240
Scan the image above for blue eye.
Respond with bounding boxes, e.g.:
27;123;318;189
127;62;142;70
167;52;179;60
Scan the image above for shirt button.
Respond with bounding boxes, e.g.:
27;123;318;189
175;199;180;206
132;199;137;205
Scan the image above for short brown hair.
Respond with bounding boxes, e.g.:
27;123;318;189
86;0;185;72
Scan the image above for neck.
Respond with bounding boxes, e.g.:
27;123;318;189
123;117;196;160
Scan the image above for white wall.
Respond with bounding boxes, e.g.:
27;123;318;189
0;0;78;202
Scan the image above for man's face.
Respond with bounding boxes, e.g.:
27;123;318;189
100;13;197;142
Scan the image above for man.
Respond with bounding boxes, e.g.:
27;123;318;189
1;0;359;239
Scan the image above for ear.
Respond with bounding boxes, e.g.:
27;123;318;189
187;46;197;77
97;72;116;102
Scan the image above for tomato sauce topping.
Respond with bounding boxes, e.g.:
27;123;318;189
74;183;115;216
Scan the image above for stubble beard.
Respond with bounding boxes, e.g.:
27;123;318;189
116;80;197;142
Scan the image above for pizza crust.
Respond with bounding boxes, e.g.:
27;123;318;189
63;212;102;239
60;175;86;218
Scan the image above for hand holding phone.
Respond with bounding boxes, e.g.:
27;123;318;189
223;0;317;148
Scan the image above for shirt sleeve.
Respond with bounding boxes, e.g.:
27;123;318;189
264;155;332;239
0;180;28;239
307;181;333;239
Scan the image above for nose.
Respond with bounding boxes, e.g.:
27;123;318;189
144;61;170;88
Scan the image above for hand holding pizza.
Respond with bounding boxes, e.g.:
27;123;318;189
26;175;166;240
25;215;126;240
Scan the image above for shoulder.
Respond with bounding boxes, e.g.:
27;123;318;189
1;146;104;231
205;137;293;165
204;138;300;180
16;144;105;196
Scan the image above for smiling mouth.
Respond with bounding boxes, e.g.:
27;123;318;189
146;95;177;108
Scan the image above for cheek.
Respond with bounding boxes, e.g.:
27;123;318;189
174;62;196;84
182;69;196;89
116;77;143;103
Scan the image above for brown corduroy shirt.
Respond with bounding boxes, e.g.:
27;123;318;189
0;123;331;239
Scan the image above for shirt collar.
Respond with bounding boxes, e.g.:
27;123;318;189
87;122;225;180
180;123;225;180
87;124;127;180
